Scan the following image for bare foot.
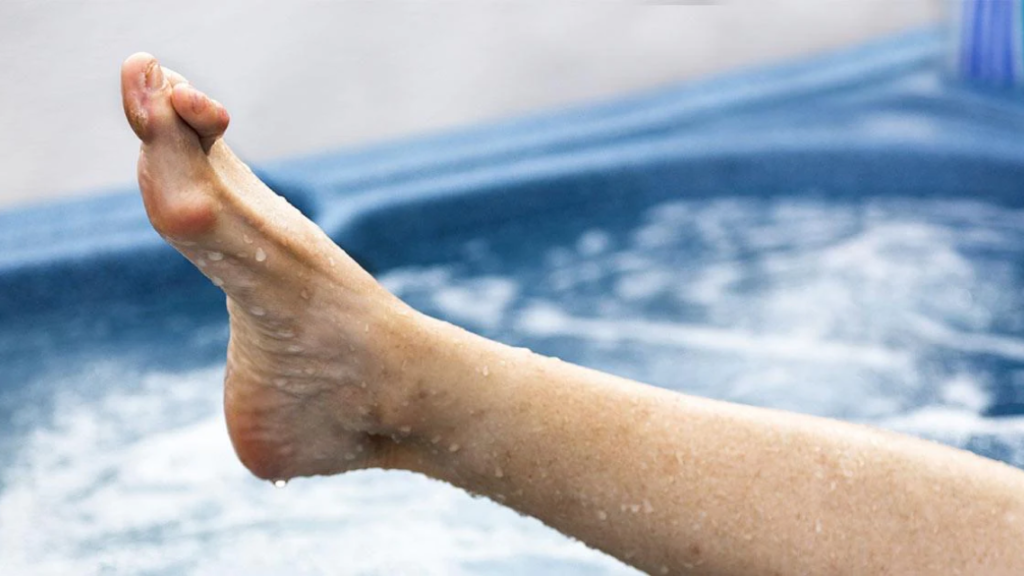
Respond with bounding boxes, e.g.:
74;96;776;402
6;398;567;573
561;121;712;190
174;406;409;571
120;53;427;482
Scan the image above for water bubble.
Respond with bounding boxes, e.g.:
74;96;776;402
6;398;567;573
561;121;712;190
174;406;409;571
273;479;287;489
255;248;267;262
208;251;224;261
243;233;253;244
448;443;461;453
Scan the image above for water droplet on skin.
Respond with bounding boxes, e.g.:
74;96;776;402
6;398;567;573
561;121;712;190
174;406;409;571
399;426;412;434
344;453;355;461
597;510;608;521
815;519;823;533
243;234;253;244
300;289;310;300
328;257;335;267
431;435;442;444
304;367;315;375
481;366;490;377
448;443;461;453
212;276;224;287
197;258;207;268
273;479;287;489
494;466;504;478
659;567;669;575
255;247;267;262
251;307;266;317
287;345;304;353
643;499;654;514
208;251;224;261
364;323;370;333
630;504;641;514
356;444;364;453
273;378;287;386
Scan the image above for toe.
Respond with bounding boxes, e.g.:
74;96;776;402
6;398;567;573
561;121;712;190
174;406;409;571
171;83;231;152
120;52;188;143
162;66;188;87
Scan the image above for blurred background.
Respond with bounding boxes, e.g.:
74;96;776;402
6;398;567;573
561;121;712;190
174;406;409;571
0;1;939;209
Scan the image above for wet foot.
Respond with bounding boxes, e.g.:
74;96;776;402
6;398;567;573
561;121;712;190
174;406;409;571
120;53;424;481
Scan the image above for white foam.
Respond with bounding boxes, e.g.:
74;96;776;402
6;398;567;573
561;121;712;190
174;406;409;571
432;277;519;330
0;363;635;575
577;230;612;257
517;304;909;370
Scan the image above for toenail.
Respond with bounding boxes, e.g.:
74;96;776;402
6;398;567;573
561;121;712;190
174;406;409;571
145;60;164;91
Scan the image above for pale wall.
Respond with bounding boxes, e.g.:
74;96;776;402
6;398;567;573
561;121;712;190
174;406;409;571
0;1;940;208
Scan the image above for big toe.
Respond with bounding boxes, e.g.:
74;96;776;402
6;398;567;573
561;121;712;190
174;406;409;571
121;52;185;142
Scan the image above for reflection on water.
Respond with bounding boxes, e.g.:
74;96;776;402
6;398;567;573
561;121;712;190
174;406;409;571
3;196;1023;574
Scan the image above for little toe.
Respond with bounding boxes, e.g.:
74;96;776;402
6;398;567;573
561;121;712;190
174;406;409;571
171;83;230;151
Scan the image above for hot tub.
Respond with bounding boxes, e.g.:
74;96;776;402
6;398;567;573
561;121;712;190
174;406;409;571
2;30;1023;574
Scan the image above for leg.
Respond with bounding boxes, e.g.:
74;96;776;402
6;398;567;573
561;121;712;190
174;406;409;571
121;54;1024;575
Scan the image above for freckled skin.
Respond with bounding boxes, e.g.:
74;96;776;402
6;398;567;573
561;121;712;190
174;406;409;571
122;53;1024;575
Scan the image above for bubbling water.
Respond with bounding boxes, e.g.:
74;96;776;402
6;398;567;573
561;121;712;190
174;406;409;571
383;196;1024;465
2;194;1023;575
